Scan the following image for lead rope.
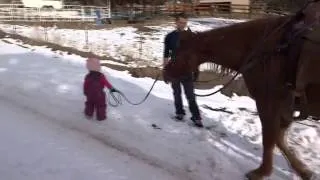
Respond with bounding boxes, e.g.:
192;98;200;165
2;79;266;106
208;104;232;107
107;74;160;106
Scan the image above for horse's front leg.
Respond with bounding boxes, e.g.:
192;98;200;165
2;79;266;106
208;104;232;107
246;98;281;180
294;62;309;120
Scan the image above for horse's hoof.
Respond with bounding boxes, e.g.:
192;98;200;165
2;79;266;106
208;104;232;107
245;170;264;180
294;113;309;120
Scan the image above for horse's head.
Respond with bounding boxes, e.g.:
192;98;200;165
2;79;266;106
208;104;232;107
163;31;199;82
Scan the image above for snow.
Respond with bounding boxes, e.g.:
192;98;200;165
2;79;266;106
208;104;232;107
0;97;178;180
0;37;319;179
0;17;247;69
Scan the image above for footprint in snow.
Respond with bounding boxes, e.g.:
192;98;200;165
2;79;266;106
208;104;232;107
245;118;255;124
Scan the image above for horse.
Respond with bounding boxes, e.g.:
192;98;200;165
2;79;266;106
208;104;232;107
163;14;320;180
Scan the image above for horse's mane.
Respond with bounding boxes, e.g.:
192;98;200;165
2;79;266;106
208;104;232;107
181;15;291;74
195;15;291;39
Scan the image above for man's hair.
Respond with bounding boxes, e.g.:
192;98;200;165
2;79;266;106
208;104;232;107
175;12;188;21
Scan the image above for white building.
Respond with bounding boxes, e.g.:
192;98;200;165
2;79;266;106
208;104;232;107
19;0;64;9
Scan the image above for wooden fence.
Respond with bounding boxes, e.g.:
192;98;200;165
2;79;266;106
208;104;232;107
112;3;291;20
0;3;292;23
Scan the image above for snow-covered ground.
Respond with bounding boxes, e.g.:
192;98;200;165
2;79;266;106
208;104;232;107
0;37;319;179
0;18;246;69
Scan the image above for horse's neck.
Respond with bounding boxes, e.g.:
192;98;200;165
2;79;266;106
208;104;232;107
195;17;287;71
197;30;265;70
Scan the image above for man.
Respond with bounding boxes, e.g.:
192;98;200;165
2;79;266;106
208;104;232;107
163;13;203;127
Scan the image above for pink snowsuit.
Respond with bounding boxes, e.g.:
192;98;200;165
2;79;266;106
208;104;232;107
83;58;113;120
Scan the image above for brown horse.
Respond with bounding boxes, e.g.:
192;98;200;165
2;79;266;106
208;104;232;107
164;15;320;180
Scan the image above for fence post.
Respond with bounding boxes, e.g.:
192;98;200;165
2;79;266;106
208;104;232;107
85;27;88;46
44;26;48;41
138;33;143;61
10;6;13;21
248;4;252;19
81;6;85;22
84;26;89;51
12;24;16;34
38;8;41;22
108;0;111;20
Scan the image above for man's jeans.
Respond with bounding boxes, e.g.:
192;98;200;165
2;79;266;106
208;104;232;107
171;75;201;119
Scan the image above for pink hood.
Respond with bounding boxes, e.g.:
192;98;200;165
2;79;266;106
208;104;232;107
86;57;101;72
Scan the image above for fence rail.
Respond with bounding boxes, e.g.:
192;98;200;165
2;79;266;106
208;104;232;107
162;2;291;14
0;4;111;22
111;3;291;20
0;3;292;23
